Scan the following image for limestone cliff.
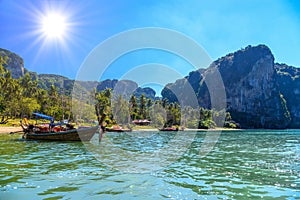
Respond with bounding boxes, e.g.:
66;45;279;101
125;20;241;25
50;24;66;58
162;45;292;128
275;63;300;128
0;48;24;78
213;45;291;128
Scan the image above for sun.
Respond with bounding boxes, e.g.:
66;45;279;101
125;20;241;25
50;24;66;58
41;13;67;39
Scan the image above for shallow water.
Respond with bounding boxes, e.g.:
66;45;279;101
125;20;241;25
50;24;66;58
0;130;299;199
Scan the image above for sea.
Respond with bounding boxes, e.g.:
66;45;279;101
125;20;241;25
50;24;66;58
0;130;299;199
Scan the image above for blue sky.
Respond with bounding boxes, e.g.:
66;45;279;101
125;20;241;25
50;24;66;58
0;0;300;93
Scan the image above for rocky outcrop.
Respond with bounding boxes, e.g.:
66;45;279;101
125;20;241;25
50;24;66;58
161;69;206;108
96;79;119;92
214;45;291;128
0;48;24;78
134;87;156;99
275;63;300;128
162;45;292;129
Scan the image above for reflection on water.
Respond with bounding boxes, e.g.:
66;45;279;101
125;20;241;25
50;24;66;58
0;130;299;199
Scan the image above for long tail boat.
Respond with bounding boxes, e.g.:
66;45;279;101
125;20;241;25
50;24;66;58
105;125;132;132
158;127;179;131
21;113;98;141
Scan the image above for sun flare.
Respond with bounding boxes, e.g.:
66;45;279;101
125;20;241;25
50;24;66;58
41;13;67;39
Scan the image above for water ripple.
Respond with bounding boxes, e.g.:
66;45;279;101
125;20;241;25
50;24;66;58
0;130;299;199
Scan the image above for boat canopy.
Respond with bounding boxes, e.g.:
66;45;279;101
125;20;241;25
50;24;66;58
32;112;54;122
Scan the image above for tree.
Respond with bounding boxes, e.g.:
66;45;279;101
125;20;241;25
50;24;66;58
37;89;49;114
19;73;38;98
20;98;41;117
139;94;146;119
0;57;19;123
95;88;112;127
165;103;174;127
112;95;130;125
0;57;9;116
6;79;22;118
162;98;168;108
46;84;60;119
149;102;166;128
61;95;72;121
173;103;181;125
146;98;152;120
129;95;138;120
198;108;215;129
182;106;199;128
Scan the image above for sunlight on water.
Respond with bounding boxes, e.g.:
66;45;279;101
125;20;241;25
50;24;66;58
0;130;299;199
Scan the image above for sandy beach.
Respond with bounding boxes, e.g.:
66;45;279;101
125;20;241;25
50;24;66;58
0;126;23;134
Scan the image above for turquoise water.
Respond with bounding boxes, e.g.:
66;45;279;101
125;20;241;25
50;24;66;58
0;130;299;199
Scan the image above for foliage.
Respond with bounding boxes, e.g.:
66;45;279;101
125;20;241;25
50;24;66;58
95;88;112;126
0;55;90;124
129;95;138;120
279;93;291;122
0;52;238;129
72;98;95;123
112;95;130;125
94;89;238;129
149;101;166;128
139;94;147;120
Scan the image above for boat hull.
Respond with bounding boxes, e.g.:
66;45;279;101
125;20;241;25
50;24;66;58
159;128;179;131
24;126;98;141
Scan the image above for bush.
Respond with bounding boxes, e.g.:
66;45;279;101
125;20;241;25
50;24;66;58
198;120;216;129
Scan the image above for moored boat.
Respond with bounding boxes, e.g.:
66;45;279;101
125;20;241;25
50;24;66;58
21;113;98;141
105;125;132;132
23;126;98;141
159;127;182;131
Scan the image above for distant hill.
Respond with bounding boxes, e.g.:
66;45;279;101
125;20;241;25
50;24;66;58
0;48;157;99
36;74;157;99
38;74;73;95
96;79;156;99
37;73;98;96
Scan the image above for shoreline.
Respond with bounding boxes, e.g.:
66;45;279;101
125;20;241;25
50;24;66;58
0;126;241;134
0;126;23;134
1;126;296;134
